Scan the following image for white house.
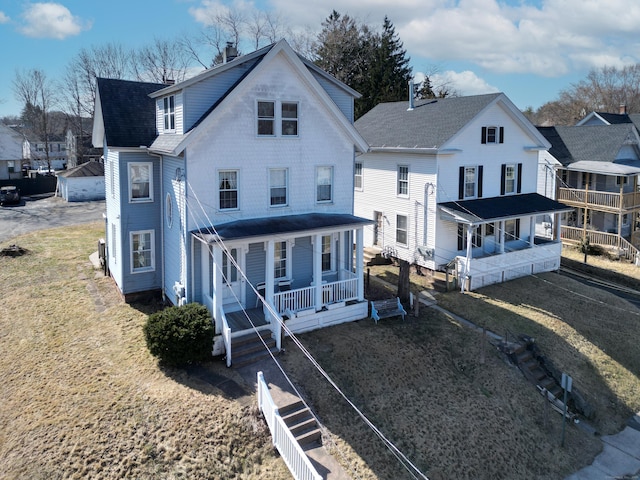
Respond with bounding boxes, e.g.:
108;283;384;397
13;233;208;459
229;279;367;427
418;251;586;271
354;92;571;291
92;40;371;364
0;124;24;180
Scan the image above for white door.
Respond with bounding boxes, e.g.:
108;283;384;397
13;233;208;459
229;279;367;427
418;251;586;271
222;248;243;309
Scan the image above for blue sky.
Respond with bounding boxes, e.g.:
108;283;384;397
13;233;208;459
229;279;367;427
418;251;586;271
1;0;639;118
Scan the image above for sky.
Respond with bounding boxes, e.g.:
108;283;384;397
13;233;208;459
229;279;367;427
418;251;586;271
1;0;639;118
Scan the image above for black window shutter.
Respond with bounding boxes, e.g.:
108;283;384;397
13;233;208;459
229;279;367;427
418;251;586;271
477;166;483;198
458;166;464;199
499;127;504;143
457;224;463;250
481;127;487;144
500;164;506;195
517;163;523;193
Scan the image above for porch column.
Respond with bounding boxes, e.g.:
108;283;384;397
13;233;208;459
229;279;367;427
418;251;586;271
356;227;365;301
265;240;275;307
461;224;473;293
554;212;560;241
499;220;505;253
529;216;536;247
338;230;346;274
313;233;323;310
212;246;223;322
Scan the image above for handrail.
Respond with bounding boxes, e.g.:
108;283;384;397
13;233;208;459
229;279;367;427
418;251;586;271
219;307;232;368
561;226;639;262
257;372;321;480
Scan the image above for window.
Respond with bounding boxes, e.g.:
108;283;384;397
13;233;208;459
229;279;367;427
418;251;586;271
354;161;363;190
130;230;155;272
222;248;238;285
482;126;504;144
7;161;14;173
219;170;238;210
282;102;298;136
163;95;175;131
316;166;333;203
129;162;153;202
270;168;288;206
617;176;629;185
257;101;275;136
504;164;516;194
274;241;287;279
504;219;520;241
397;165;409;196
111;223;117;260
463;166;477;199
321;235;333;272
165;193;173;228
457;224;481;250
396;214;408;245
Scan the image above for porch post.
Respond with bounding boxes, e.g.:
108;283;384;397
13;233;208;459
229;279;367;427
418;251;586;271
313;233;323;309
338;230;346;275
212;246;223;323
356;227;365;301
462;224;473;292
265;240;275;307
529;216;535;247
499;220;505;253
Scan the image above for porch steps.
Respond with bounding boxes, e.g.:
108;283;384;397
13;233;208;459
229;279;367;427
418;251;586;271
230;329;279;368
280;400;322;447
362;246;390;266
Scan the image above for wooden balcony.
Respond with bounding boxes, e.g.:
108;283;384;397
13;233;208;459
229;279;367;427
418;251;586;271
557;187;640;212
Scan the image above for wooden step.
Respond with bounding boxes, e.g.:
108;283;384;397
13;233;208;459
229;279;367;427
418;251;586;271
295;427;322;446
289;417;318;436
282;405;312;426
233;336;275;357
231;329;271;348
279;400;305;416
231;345;279;368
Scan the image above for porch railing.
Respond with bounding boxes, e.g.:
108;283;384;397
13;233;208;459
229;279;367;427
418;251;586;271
557;187;640;211
275;286;315;314
561;226;639;262
219;307;232;368
257;371;321;480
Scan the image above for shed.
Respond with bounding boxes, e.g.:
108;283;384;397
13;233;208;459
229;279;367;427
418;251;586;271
56;161;105;202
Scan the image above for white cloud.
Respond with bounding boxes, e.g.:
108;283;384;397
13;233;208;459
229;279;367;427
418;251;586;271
19;2;91;39
415;69;500;96
0;11;9;24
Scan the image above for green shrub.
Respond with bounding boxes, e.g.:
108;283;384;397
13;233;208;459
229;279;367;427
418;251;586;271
143;303;214;367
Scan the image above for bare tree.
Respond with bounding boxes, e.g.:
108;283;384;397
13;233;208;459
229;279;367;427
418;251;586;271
133;37;191;84
13;68;59;169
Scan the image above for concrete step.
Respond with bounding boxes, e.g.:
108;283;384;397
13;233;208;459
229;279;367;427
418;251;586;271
231;345;279;368
295;427;322;446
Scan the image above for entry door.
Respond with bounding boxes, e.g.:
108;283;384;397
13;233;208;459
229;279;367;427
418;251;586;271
374;211;383;246
222;248;243;308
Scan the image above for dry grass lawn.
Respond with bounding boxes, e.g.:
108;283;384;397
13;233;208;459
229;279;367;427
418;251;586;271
2;226;639;479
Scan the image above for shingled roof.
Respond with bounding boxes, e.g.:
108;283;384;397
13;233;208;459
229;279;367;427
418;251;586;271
96;78;166;148
354;93;503;149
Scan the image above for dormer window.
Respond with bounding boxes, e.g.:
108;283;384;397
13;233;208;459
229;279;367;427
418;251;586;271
163;95;175;131
482;126;504;144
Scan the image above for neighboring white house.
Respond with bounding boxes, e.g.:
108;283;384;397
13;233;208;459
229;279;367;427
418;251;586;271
0;124;24;180
55;160;105;202
92;40;371;363
354;92;572;291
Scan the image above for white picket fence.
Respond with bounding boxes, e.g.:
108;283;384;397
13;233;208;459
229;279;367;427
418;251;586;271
257;372;321;480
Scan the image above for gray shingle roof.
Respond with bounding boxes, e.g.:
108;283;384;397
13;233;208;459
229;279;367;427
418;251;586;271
96;78;166;148
537;124;640;166
57;161;104;178
354;93;502;149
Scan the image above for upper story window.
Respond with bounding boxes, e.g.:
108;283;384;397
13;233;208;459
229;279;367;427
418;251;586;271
270;168;288;207
481;126;504;144
257;101;275;135
163;95;175;131
316;166;333;203
459;165;483;200
354;161;363;190
397;165;409;196
219;170;238;210
501;163;522;195
129;162;153;202
282;102;298;136
130;230;155;273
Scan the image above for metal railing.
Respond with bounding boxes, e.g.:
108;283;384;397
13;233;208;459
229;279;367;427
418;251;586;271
257;372;321;480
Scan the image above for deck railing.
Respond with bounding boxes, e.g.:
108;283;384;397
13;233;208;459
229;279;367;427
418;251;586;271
219;308;232;368
561;226;639;262
557;187;640;211
274;286;314;314
257;371;321;480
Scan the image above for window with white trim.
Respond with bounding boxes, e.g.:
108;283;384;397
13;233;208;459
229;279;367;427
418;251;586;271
163;95;175;131
354;161;363;190
504;219;519;241
129;162;153;202
130;230;155;273
464;166;477;199
257;101;275;136
270;168;288;206
274;241;287;279
165;193;173;228
482;126;503;144
219;170;238;210
396;214;408;245
282;102;298;136
321;235;334;272
397;165;409;196
222;248;238;285
504;164;516;194
316;166;333;203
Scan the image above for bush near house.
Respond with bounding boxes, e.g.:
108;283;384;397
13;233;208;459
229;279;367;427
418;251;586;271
143;303;214;367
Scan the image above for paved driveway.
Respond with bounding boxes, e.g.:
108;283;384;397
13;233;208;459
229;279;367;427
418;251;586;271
0;194;105;244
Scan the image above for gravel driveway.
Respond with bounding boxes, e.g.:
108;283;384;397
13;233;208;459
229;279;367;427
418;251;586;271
0;194;105;244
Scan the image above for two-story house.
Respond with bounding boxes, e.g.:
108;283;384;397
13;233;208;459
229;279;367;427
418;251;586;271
538;122;640;261
354;92;571;291
92;40;371;364
0;124;24;180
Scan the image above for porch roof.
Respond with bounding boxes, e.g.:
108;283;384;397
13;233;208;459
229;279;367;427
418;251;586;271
192;213;373;242
439;193;572;225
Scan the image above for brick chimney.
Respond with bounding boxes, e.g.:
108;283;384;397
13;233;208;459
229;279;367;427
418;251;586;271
619;104;627;115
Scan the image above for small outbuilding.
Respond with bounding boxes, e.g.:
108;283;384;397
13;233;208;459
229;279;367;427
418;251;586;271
56;161;105;202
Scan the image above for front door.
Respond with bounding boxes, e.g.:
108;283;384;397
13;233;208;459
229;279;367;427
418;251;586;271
222;248;243;309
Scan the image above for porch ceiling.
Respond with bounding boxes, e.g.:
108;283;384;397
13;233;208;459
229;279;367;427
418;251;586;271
192;213;373;242
439;193;572;225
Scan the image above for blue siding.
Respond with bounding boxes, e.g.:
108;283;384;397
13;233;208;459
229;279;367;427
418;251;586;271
245;242;266;307
162;156;186;303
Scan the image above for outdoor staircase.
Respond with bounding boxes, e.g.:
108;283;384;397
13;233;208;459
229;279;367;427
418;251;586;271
279;399;322;447
362;246;391;266
229;329;279;368
513;344;563;399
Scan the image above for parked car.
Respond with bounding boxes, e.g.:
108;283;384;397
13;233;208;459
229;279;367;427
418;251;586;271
0;186;20;205
37;165;56;176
